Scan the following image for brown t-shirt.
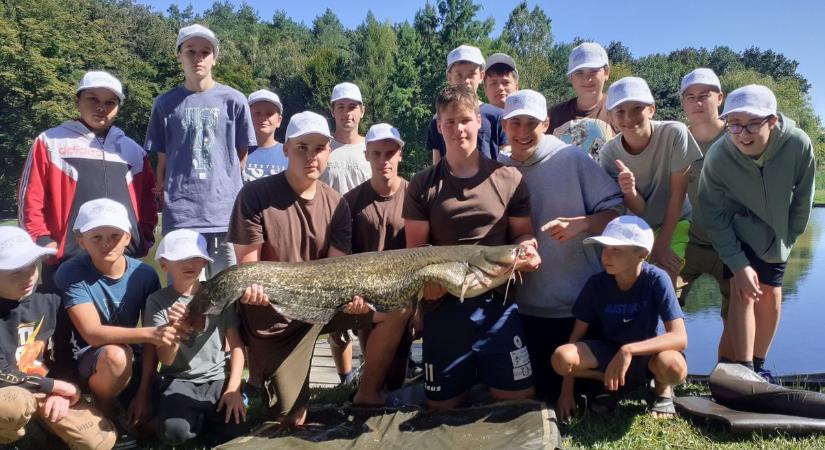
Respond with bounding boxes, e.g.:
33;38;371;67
227;172;352;338
548;96;615;134
403;156;531;246
344;179;408;254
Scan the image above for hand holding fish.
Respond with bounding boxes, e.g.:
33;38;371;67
240;283;269;306
517;239;541;271
342;295;374;315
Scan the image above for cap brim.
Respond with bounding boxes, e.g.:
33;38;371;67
177;33;220;56
503;108;547;121
679;82;721;96
607;97;655;111
583;236;643;248
567;62;607;76
286;131;333;141
330;96;363;104
248;98;283;111
719;107;775;119
77;220;131;234
366;137;404;147
155;253;214;263
76;86;125;102
0;247;56;271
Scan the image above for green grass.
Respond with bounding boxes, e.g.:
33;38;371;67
815;171;825;205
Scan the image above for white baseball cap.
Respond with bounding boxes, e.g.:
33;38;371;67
680;68;722;96
285;111;332;141
583;215;654;252
567;42;609;76
366;123;404;147
248;89;283;113
155;229;213;263
485;53;518;77
607;77;655;111
176;24;219;57
73;198;131;234
720;84;777;119
76;71;125;102
0;227;56;271
330;82;363;104
503;89;547;121
447;45;485;73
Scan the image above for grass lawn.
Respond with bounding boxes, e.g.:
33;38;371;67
815;171;825;205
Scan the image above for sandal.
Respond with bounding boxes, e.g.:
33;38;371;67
648;394;676;418
589;392;619;414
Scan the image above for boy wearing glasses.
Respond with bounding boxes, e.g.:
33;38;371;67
697;85;815;380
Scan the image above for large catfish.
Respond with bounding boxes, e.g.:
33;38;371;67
187;245;532;324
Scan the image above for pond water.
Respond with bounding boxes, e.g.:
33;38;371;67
682;207;825;376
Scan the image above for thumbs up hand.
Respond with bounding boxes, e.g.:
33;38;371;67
615;160;636;196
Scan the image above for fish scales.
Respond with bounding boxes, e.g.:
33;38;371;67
188;245;524;324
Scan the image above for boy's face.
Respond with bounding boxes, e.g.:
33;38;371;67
76;88;120;135
610;101;655;140
483;72;518;108
285;133;331;181
176;37;216;79
569;67;609;98
601;245;646;276
331;100;364;134
0;263;39;300
503;115;549;156
160;257;207;284
365;140;402;183
725;112;777;158
250;102;282;137
681;85;723;124
437;103;481;157
77;226;131;265
447;62;484;92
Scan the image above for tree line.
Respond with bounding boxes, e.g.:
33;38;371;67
1;0;823;214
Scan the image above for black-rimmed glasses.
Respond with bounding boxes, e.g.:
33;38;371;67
726;117;769;134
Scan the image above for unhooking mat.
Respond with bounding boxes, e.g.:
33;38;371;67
674;396;825;435
217;399;561;449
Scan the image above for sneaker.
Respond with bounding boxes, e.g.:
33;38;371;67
111;415;138;450
757;368;778;385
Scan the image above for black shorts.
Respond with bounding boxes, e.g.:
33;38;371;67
584;340;653;389
722;243;786;287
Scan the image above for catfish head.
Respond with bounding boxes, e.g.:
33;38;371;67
458;245;536;300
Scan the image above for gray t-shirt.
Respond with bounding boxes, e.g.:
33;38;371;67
320;140;372;194
144;286;240;383
145;83;256;233
500;136;624;318
600;121;701;229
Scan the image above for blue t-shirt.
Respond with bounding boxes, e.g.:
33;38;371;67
243;143;287;183
55;254;160;355
144;83;256;233
572;262;684;346
426;103;509;160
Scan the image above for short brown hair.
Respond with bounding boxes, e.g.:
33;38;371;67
435;84;479;118
485;63;518;81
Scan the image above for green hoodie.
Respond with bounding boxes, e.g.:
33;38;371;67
697;113;815;273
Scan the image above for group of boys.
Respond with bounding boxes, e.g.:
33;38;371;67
3;22;815;450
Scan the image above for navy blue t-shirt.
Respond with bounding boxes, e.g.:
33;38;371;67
426;103;509;160
572;262;683;346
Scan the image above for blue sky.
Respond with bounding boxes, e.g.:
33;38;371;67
142;0;824;120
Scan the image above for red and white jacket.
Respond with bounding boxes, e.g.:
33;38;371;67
17;120;157;263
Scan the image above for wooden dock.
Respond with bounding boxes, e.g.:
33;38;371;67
309;337;422;388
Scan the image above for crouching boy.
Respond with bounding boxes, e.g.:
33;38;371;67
146;229;248;446
552;216;688;418
0;226;115;449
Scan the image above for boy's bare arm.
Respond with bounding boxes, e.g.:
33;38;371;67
224;326;245;394
154;152;166;208
237;147;249;173
68;303;178;347
567;319;589;344
618;318;688;357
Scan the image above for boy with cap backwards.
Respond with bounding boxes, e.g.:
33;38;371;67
321;82;372;194
547;42;616;161
599;77;702;285
145;229;248;446
343;123;413;405
404;84;541;410
697;85;815;379
243;89;287;182
483;52;520;109
145;24;256;279
18;70;157;292
0;226;116;450
498;90;623;415
427;44;509;164
228;111;375;427
552;216;688;419
55;199;174;447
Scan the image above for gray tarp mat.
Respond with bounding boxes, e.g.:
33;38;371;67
675;396;825;435
218;399;561;449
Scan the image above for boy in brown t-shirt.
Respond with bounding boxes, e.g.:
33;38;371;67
344;123;412;405
228;111;373;427
403;84;541;410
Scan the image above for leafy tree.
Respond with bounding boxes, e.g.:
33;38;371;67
500;1;553;90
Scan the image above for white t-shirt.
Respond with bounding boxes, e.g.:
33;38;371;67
321;140;372;194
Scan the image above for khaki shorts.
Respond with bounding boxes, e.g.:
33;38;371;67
245;312;373;417
0;386;116;450
677;238;731;311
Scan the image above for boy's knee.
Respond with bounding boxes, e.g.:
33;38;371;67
97;345;133;377
160;418;196;445
0;387;37;443
551;344;578;375
651;352;687;383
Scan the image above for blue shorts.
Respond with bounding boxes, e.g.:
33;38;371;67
583;339;652;389
422;294;533;401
